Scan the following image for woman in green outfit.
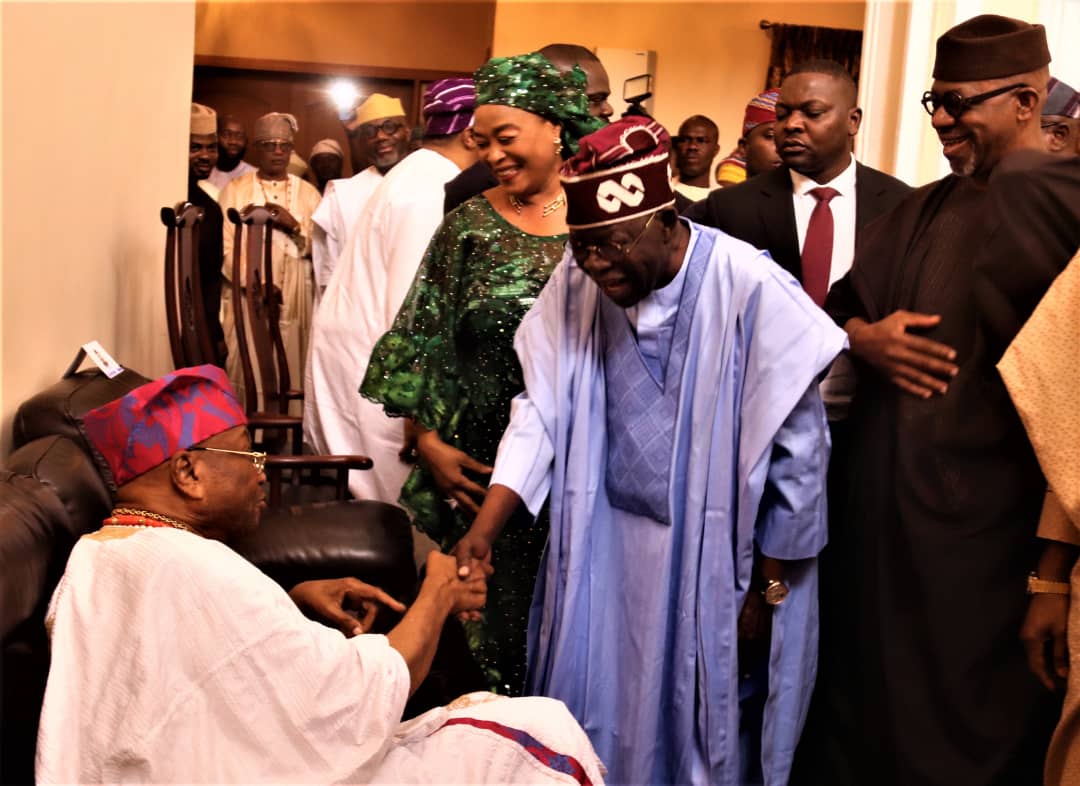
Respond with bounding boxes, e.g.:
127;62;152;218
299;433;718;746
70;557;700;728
361;53;603;694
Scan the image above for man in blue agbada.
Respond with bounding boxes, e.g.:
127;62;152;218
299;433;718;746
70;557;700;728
452;116;846;785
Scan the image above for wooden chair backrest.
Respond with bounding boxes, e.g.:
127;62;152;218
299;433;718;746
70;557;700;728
161;202;215;368
226;205;292;415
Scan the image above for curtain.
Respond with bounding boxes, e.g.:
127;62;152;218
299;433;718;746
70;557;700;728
764;24;864;90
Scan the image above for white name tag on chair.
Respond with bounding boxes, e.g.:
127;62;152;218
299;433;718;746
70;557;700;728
81;340;124;379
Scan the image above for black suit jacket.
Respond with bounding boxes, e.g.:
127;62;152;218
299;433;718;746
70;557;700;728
443;160;498;214
683;162;912;284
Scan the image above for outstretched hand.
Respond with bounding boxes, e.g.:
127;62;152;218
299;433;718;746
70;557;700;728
847;311;959;399
423;551;489;622
1020;593;1070;691
416;431;492;514
289;577;406;637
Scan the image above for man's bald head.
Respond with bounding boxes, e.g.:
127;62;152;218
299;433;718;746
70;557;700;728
538;43;613;121
539;43;600;72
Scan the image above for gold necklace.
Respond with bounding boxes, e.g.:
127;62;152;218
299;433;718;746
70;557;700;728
107;507;197;534
509;191;566;218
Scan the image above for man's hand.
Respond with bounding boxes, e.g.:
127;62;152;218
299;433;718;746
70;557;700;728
738;589;771;641
289;578;406;637
450;530;494;578
847;312;959;399
268;206;301;235
422;551;488;619
1020;593;1070;691
416;430;492;514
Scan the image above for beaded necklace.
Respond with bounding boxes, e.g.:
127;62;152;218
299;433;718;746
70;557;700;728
257;174;292;212
103;507;197;534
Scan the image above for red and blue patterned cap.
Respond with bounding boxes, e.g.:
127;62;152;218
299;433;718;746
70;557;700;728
81;365;247;487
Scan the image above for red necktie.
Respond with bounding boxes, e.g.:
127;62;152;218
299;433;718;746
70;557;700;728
801;186;839;307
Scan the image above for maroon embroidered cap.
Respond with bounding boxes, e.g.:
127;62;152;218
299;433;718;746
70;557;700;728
560;117;676;230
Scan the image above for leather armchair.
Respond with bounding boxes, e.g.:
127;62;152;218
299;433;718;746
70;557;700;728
0;366;481;783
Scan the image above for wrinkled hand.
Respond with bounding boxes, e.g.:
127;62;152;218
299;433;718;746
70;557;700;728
737;590;771;641
848;311;959;399
424;551;488;619
289;577;406;637
269;206;301;235
1020;593;1070;691
416;431;492;514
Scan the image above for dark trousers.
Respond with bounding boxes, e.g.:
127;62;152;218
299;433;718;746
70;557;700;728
791;418;862;786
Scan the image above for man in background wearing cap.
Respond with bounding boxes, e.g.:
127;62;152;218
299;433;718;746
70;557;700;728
187;103;226;366
1043;76;1080;157
310;94;410;296
219;112;322;410
308;138;344;194
711;90;782;188
454;117;846;785
208;114;256;191
443;43;613;214
36;365;605;784
304;79;478;505
824;15;1080;783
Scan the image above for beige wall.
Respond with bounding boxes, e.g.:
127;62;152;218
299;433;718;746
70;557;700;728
492;1;866;157
195;0;496;72
1;2;194;455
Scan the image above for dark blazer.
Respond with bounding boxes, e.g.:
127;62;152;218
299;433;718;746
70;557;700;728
683;162;912;284
443;160;498;214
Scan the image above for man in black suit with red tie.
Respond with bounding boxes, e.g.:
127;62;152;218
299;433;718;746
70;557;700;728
685;58;911;786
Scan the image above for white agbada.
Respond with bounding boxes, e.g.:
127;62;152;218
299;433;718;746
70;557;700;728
218;171;320;412
208;160;256;192
311;166;383;294
37;527;605;784
304;148;462;503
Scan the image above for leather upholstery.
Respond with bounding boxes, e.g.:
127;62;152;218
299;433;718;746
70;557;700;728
12;368;149;451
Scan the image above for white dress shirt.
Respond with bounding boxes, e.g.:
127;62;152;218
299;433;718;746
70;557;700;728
790;154;857;420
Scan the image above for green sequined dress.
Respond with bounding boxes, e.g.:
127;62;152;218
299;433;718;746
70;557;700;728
361;195;566;695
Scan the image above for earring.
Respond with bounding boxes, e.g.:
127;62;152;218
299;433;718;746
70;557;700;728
553;136;564;157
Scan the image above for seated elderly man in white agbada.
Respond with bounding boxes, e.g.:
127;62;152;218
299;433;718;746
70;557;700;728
35;365;604;785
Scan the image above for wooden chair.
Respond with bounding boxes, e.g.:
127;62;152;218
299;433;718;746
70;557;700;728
226;204;372;506
161;202;216;368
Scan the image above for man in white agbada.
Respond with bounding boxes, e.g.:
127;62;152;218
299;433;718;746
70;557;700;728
304;79;479;503
36;365;605;785
311;93;412;299
218;112;321;410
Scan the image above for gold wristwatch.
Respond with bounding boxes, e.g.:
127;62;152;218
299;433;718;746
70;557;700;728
1027;572;1070;595
763;578;789;606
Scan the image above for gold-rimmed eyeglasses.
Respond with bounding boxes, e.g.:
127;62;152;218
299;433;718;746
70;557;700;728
190;447;267;473
569;212;657;263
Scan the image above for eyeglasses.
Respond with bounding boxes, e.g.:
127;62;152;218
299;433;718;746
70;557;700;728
920;83;1029;119
190;447;267;473
256;140;293;152
569;213;656;263
356;119;404;139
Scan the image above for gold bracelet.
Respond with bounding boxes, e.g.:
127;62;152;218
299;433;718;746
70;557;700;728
1027;573;1071;595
